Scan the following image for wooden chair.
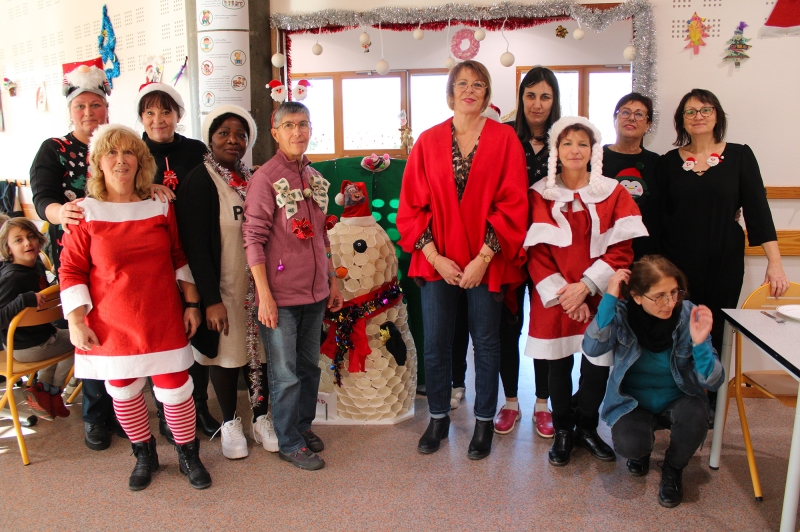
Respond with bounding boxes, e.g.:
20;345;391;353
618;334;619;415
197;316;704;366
723;282;800;501
0;285;74;465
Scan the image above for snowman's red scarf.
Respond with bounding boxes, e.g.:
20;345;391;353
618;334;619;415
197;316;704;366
321;279;402;383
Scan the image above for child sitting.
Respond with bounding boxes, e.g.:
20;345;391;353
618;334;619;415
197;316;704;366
582;255;723;508
0;218;73;420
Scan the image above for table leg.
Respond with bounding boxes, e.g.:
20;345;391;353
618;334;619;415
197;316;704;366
780;381;800;532
710;321;734;470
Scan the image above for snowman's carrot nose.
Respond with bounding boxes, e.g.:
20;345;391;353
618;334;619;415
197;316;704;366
336;266;349;279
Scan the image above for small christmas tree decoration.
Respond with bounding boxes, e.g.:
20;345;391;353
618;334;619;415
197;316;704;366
97;5;120;88
556;25;568;38
724;22;751;68
685;12;709;55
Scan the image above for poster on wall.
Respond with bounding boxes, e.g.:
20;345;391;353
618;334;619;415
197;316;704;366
197;0;249;31
197;31;251;109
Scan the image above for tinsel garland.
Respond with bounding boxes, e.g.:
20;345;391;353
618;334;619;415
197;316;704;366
203;153;264;408
272;0;659;131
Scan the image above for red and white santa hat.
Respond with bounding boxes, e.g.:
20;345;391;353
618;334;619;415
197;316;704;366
267;79;287;102
542;115;611;200
201;104;258;151
482;103;502;122
135;82;186;119
62;58;111;103
335;181;375;226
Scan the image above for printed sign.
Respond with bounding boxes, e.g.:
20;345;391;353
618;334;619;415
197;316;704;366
197;31;251;109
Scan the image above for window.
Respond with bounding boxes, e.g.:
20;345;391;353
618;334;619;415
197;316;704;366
409;72;452;137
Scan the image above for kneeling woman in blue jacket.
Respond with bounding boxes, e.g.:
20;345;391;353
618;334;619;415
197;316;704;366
583;255;723;508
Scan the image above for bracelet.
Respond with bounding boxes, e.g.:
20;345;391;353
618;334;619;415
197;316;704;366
432;255;439;270
424;248;438;263
185;302;200;308
328;271;337;278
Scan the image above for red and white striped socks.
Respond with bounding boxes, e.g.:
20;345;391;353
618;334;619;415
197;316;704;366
163;397;196;445
113;393;151;443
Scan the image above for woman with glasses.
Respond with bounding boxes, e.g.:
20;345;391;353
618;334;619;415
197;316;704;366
397;60;528;460
658;89;788;365
604;93;660;260
583;255;723;508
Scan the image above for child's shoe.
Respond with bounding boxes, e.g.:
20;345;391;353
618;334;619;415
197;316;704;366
49;393;71;418
25;383;53;421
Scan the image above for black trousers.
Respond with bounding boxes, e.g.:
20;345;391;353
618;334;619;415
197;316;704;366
611;395;709;470
549;354;609;431
81;378;114;424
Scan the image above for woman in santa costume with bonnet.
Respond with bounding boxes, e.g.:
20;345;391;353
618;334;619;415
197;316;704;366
524;115;647;467
59;124;210;491
396;60;528;460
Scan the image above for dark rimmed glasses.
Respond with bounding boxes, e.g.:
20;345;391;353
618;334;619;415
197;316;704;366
642;288;686;307
683;107;714;118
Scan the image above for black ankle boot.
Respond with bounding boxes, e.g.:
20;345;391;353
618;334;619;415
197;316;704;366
175;438;212;489
467;419;494;460
659;461;684;508
417;416;450;454
129;438;159;491
195;401;221;437
548;429;574;466
627;455;651;477
574;428;616;462
156;407;175;445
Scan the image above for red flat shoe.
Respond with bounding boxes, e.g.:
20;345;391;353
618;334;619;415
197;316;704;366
535;410;554;438
25;384;53;421
493;406;521;435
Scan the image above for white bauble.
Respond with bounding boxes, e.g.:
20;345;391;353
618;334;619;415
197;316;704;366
413;28;424;40
271;53;285;68
376;59;390;75
444;56;456;70
623;45;636;61
573;28;585;40
474;28;486;41
312;43;323;56
360;32;371;45
500;51;515;67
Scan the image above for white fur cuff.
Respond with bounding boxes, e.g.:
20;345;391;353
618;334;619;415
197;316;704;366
153;375;194;405
105;377;146;400
536;273;568;308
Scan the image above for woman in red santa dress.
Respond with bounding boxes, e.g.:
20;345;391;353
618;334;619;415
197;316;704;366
59;124;210;492
397;60;528;460
525;116;647;467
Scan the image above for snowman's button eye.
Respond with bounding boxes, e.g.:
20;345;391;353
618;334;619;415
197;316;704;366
353;240;367;253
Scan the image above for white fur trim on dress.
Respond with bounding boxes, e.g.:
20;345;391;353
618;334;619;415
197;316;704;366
105;377;146;400
153;375;194;405
175;264;194;284
525;336;613;366
80;197;168;223
582;260;615;295
136;82;185;119
587;206;649;259
88;124;140;156
74;344;194;380
524;201;572;250
61;284;93;317
535;273;568;308
201;104;257;151
341;215;377;226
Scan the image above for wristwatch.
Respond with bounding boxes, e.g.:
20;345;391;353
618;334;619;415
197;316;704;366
478;252;493;263
185;302;201;308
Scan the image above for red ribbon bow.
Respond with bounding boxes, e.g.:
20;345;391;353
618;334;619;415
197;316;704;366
229;175;248;189
163;170;179;190
292;218;314;239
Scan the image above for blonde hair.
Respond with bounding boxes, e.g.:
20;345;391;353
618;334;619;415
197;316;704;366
0;217;47;262
446;60;492;113
87;125;155;201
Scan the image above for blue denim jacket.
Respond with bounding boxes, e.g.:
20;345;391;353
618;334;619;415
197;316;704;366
582;298;724;428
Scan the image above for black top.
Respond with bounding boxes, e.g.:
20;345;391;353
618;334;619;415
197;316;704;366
602;145;661;260
143;132;208;192
504;120;549;187
30;133;90;275
0;259;55;349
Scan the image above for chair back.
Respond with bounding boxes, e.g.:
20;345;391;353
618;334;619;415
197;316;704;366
741;282;800;311
5;284;64;354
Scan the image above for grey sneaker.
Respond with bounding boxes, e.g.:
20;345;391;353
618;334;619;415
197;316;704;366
278;446;325;471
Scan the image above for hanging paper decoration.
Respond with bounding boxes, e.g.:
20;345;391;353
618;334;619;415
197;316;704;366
474;20;486;42
451;28;480;60
3;78;17;96
499;17;515;67
97;5;120;88
573;21;585;40
144;55;165;83
171;56;188;87
375;22;390;75
295;79;311;100
312;26;323;55
267;79;287;102
724;22;751;68
684;12;709;55
555;25;568;38
359;31;371;53
760;0;800;37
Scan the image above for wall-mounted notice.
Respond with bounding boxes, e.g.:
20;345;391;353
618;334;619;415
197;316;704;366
197;31;251;110
197;0;249;31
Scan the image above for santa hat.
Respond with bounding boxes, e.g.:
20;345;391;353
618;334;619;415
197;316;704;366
335;181;375;226
542;116;610;200
201;104;258;151
482;103;502;122
88;123;140;156
135;82;185;119
267;79;287;102
62;58;111;103
760;0;800;37
294;79;311;101
616;167;642;179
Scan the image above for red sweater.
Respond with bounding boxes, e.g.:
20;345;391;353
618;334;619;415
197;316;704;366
396;118;528;293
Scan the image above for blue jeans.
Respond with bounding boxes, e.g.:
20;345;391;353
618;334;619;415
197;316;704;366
421;280;502;420
257;299;326;453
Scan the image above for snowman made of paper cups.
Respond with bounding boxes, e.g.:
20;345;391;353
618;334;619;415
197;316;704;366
319;181;417;423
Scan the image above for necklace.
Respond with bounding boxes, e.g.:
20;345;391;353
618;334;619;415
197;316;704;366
455;121;482;157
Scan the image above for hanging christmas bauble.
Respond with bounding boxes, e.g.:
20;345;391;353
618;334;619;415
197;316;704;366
413;28;424;40
376;59;390;75
500;51;515;67
444;56;456;70
312;43;323;56
623;45;636;61
573;28;585;40
271;53;285;68
360;32;371;45
474;28;486;41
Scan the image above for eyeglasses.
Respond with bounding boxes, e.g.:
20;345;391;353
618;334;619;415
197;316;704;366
642;289;686;308
453;80;487;93
683;107;715;118
617;109;648;122
276;121;311;132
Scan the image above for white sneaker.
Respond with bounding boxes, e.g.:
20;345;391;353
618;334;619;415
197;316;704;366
219;417;248;459
252;413;279;452
450;387;465;409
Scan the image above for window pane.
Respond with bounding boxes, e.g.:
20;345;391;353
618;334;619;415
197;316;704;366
342;77;402;150
410;74;452;136
553;71;579;117
301;78;335;154
588;71;633;146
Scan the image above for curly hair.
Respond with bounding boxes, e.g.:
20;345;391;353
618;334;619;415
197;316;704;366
87;125;155;201
0;217;47;262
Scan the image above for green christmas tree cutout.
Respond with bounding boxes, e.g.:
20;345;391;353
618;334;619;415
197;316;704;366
724;22;751;68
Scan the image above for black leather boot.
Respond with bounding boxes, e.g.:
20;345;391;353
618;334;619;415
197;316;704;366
417;416;450;454
129;437;159;491
467;419;494;460
574;427;616;462
175;438;212;489
195;401;221;437
548;429;574;466
156;407;175;445
627;455;651;477
659;461;684;508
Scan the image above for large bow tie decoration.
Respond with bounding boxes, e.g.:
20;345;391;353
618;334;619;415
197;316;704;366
307;173;330;213
273;178;305;219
